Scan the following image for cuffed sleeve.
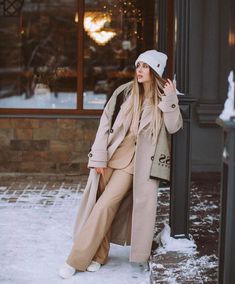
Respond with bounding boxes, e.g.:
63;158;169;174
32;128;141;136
87;149;108;168
158;92;183;134
158;92;179;113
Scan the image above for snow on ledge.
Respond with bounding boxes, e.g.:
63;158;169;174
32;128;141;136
154;222;197;255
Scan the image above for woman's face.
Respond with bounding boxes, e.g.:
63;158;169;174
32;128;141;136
136;61;151;84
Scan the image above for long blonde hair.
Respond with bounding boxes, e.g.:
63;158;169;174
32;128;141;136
123;68;167;143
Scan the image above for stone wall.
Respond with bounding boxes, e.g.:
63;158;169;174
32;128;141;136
0;118;99;175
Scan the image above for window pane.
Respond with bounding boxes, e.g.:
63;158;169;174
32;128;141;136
83;0;142;109
0;0;77;109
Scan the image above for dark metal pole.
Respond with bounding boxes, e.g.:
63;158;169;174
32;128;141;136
169;96;196;238
216;118;235;284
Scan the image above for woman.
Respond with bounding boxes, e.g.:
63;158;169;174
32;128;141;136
59;50;183;279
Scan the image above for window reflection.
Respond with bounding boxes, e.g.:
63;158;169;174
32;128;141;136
83;0;142;109
0;0;77;109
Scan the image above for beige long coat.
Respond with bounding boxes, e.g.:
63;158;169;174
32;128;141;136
73;81;183;262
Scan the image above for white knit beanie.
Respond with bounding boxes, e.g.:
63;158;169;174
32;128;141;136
135;50;168;77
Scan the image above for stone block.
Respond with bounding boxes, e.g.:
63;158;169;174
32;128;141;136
15;129;33;140
75;128;97;142
0;162;21;172
58;163;80;172
79;162;89;175
0;129;14;146
33;128;57;140
12;119;39;129
57;128;76;141
0;150;22;162
39;119;58;128
0;119;13;128
10;140;49;151
49;151;71;162
83;129;96;141
71;151;89;163
78;119;99;130
20;161;56;172
50;140;74;152
74;140;91;152
22;151;48;162
58;119;77;129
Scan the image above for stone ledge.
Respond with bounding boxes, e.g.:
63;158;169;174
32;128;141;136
0;172;88;183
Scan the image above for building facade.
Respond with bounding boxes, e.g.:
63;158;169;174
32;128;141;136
0;0;234;175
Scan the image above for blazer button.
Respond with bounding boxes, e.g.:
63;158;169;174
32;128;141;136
171;104;176;108
151;156;154;161
88;153;93;157
110;128;114;133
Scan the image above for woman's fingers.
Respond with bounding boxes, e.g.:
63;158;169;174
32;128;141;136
95;167;106;175
163;79;176;94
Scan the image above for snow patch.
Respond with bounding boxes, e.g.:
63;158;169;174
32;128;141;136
155;222;197;254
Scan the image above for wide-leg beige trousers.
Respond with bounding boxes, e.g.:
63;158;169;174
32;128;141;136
67;167;133;271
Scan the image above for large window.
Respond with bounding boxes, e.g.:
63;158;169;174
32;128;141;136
0;0;78;110
0;0;151;114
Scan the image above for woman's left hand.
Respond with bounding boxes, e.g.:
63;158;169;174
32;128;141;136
163;79;176;97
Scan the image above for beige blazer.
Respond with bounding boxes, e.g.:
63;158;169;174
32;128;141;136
108;130;135;170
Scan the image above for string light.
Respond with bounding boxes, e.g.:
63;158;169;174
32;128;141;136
101;0;143;39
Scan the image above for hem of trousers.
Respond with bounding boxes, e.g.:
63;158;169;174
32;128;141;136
66;259;88;272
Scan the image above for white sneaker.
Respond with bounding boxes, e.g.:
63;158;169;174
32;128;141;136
86;261;101;272
59;262;76;279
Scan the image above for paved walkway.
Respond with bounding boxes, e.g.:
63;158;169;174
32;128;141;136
0;176;219;283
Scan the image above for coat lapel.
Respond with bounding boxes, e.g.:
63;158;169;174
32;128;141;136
113;97;133;133
138;105;153;133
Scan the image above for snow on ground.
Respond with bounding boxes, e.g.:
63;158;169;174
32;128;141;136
155;222;197;254
0;187;149;284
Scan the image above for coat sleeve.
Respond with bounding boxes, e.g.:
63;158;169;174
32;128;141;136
158;92;183;134
87;104;111;169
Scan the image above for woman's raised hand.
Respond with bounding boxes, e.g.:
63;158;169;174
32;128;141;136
163;78;176;97
95;168;106;175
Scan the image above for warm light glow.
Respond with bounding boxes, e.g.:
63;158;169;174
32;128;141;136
90;31;116;46
75;12;79;23
174;17;178;45
229;31;235;46
84;16;108;33
84;12;116;45
84;12;111;32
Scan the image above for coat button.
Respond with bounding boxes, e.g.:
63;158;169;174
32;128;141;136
109;128;114;133
171;104;176;108
88;153;93;157
151;156;154;161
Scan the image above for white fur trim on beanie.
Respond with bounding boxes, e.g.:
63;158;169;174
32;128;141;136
135;50;168;77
